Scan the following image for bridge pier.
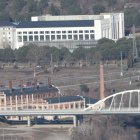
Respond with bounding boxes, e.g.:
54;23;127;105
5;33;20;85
78;115;83;125
27;116;31;127
73;115;78;127
73;115;84;127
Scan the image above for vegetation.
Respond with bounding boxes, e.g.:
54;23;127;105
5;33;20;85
1;37;140;69
0;0;140;29
80;84;89;95
93;4;105;14
60;0;81;15
124;8;140;28
70;115;137;140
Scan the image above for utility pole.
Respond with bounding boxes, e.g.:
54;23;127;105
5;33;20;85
50;54;53;74
132;24;138;62
120;51;123;77
3;128;4;140
33;67;36;78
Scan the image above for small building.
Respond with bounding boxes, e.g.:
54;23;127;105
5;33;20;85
0;81;59;111
46;96;98;110
0;80;98;121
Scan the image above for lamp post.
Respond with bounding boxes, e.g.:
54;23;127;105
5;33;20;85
120;51;123;77
77;95;85;109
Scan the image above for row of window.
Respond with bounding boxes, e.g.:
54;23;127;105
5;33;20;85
3;28;11;30
18;34;95;42
17;30;94;35
5;93;58;102
3;32;11;35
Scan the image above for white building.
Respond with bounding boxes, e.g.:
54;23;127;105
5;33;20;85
0;13;124;50
0;22;16;49
31;13;125;41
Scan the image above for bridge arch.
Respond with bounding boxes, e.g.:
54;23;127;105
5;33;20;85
84;90;140;112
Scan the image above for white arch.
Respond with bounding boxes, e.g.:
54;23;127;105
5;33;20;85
84;89;140;111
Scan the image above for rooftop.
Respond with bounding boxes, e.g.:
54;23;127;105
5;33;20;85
16;20;94;28
0;21;16;27
46;96;98;104
0;85;58;96
31;14;103;21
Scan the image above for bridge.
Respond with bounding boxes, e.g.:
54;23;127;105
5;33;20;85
1;90;140;126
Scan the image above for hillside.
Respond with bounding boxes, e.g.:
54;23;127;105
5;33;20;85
0;0;140;28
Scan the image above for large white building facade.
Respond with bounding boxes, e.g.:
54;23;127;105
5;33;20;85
0;22;16;49
0;13;124;51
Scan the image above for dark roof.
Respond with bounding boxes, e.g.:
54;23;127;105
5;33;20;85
0;21;16;27
0;86;58;96
16;20;94;28
46;96;98;104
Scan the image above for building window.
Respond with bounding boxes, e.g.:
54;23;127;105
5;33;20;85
74;35;78;40
18;32;22;34
56;31;61;34
90;34;95;40
62;31;66;33
34;35;38;41
23;32;27;34
68;35;72;39
40;35;44;41
23;36;27;41
85;34;89;40
34;31;38;34
29;35;33;41
46;35;50;40
79;30;83;33
85;30;89;33
29;31;33;34
45;31;49;34
57;35;61;40
70;104;73;109
18;36;22;42
79;35;83;40
73;30;77;33
51;35;55;40
62;35;66;39
40;31;44;34
51;31;55;34
90;30;94;33
68;31;72;33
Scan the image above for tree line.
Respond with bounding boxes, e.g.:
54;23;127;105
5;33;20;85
1;37;140;68
0;0;140;29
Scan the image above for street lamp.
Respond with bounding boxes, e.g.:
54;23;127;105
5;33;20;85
77;95;85;109
120;51;123;77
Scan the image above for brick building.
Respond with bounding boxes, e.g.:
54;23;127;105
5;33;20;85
0;80;59;111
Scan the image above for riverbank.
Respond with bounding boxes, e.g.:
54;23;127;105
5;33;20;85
0;125;72;140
